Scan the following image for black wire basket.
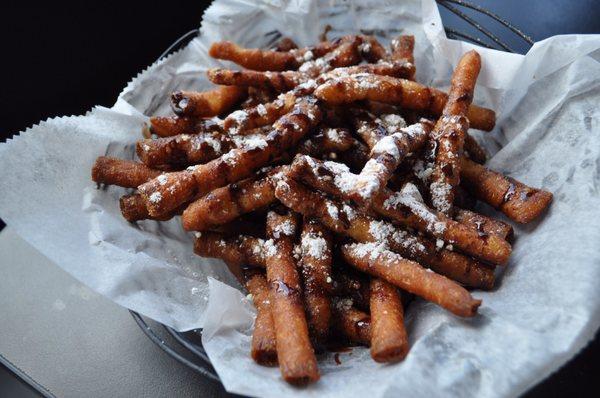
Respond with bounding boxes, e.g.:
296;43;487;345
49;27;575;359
130;0;535;385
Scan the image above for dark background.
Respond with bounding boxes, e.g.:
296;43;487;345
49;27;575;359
1;0;598;396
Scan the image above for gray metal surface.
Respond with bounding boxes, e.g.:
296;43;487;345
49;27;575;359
0;228;230;398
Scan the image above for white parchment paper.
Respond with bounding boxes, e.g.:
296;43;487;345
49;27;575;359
1;0;599;396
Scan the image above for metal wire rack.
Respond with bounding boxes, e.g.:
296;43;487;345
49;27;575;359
131;0;533;385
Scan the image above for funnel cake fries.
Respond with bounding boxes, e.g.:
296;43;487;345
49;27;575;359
207;61;416;93
92;33;554;385
390;35;415;65
460;157;553;223
369;279;408;362
332;299;371;346
171;85;246;117
194;231;267;268
341;242;481;317
275;176;494;289
136;132;233;168
315;74;496;131
429;51;481;216
265;211;320;384
351;119;431;203
300;219;334;345
289;155;510;266
139;98;321;217
92;157;161;188
182;167;281;231
223;91;297;133
245;270;278;366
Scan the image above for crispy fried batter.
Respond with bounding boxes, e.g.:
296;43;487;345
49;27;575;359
341;242;481;317
92;156;161;188
460;157;553;223
245;270;278;366
265;211;320;385
171;85;246;117
369;279;408;362
331;300;371;346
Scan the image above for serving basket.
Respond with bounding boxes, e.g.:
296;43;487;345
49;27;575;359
131;0;534;385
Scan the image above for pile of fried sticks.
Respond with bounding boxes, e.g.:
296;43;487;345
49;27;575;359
92;33;552;385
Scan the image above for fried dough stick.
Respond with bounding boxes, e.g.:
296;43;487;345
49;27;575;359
463;133;487;164
245;270;278;366
300;219;333;345
92;156;161;188
209;41;303;71
182;167;281;231
119;194;176;222
460;157;553;223
332;270;371;311
455;208;514;241
298;126;356;155
429;51;481;216
314;74;495;131
290;155;510;266
171;85;247;117
265;211;319;385
223;91;297;133
275;176;495;289
369;279;408;362
138;98;321;217
358;35;389;62
390;35;415;65
136;132;233;168
207;61;416;92
194;231;267;268
341;243;481;317
351;120;431;202
298;37;362;77
332;299;371;346
148;116;223;138
273;37;298;52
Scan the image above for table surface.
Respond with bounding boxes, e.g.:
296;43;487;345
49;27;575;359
1;0;599;397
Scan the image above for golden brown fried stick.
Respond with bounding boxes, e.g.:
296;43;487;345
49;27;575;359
119;193;186;222
245;270;278;366
332;269;371;311
369;278;408;362
331;299;371;346
463;133;487;164
193;231;267;268
300;218;333;345
460;157;553;223
390;35;415;65
455;208;514;241
265;211;319;385
289;155;510;266
298;126;355;156
275;175;494;288
241;87;277;109
351;120;431;202
182;167;281;231
298;37;362;77
209;41;303;71
136;132;233;168
273;37;298;52
341;242;481;317
92;156;161;188
314;74;495;131
429;51;481;216
223;91;297;134
171;85;246;117
207;61;415;93
139;98;322;217
358;35;389;62
148;116;223;137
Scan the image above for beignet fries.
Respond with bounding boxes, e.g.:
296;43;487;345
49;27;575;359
369;279;408;362
265;211;320;384
245;270;278;366
92;33;553;384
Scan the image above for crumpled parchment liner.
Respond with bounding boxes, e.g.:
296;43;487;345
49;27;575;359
0;1;599;396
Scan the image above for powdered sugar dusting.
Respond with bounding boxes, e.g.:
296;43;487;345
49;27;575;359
301;232;329;260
